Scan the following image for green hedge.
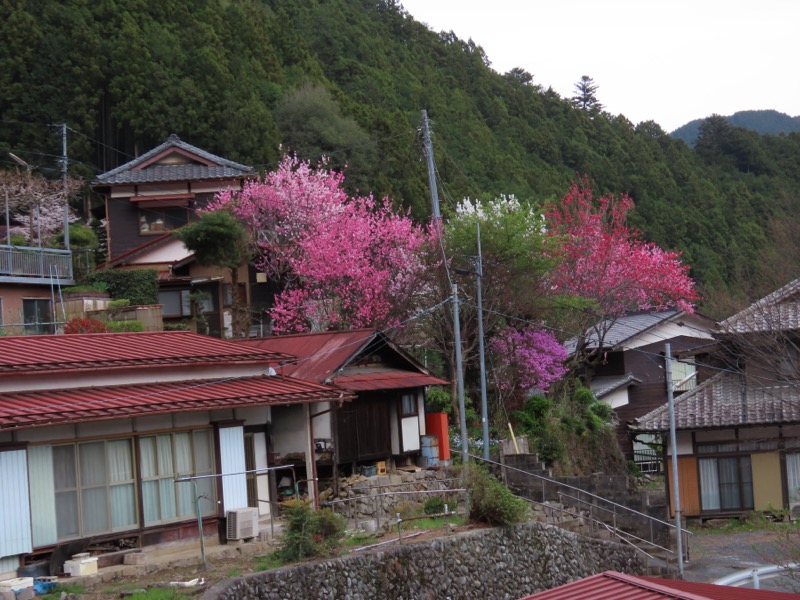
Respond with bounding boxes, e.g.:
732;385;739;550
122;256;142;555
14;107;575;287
106;320;145;333
91;269;159;306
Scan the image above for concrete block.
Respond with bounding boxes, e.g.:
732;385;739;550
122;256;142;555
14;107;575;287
123;552;147;566
14;589;34;600
0;577;33;592
64;556;98;576
0;591;16;600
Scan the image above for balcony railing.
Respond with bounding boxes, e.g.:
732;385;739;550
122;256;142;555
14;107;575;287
0;244;74;284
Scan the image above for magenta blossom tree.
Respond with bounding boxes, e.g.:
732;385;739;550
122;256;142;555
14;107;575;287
210;155;434;333
490;325;569;396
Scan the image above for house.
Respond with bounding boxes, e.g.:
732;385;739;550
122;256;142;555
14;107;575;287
520;570;797;599
570;310;715;469
633;277;800;518
238;329;448;487
0;331;353;578
93;135;268;337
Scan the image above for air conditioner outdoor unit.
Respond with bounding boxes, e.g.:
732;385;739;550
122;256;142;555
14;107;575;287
226;507;259;540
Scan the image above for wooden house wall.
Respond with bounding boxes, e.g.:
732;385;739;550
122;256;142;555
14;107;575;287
666;456;700;517
336;393;392;463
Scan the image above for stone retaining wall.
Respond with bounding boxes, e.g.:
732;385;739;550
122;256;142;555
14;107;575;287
203;522;644;600
321;470;461;531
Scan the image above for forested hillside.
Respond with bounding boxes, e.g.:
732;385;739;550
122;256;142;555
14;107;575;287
3;0;800;316
672;110;800;146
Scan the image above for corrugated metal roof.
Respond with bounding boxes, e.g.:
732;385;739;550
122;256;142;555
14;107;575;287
632;371;800;432
94;134;253;185
335;368;448;391
521;571;797;599
240;330;449;389
241;329;386;382
0;331;294;375
0;374;354;431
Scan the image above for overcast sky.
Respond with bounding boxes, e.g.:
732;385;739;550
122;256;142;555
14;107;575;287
399;0;800;132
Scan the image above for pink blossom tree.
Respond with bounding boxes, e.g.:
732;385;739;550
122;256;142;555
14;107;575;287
490;326;568;401
545;177;699;369
210;156;434;333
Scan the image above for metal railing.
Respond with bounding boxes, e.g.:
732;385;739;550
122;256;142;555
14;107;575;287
478;455;691;567
0;244;73;280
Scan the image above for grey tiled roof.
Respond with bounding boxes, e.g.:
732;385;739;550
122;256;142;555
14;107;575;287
718;277;800;334
565;310;680;354
94;134;254;185
632;371;800;432
590;374;641;399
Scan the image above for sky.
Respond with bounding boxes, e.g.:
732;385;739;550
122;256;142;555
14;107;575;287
399;0;800;132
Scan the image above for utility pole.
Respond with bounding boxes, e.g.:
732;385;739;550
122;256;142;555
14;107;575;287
665;343;684;577
420;110;441;222
453;284;468;465
475;222;490;460
61;124;70;250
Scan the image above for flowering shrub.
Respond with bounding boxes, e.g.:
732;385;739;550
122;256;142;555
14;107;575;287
64;317;109;334
490;326;568;394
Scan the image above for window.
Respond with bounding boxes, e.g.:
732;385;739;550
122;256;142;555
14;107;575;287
139;207;188;234
52;439;137;540
400;392;418;417
159;290;192;317
699;456;753;512
140;430;215;525
671;358;697;391
23;298;53;335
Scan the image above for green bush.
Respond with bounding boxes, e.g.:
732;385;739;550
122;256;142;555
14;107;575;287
106;320;144;333
425;386;452;413
163;321;191;331
465;465;528;526
278;500;346;561
107;298;131;310
91;269;158;305
423;496;446;515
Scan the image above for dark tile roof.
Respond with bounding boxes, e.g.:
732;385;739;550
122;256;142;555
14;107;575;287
632;371;800;432
718;277;800;334
94;134;254;185
565;310;681;354
590;373;641;399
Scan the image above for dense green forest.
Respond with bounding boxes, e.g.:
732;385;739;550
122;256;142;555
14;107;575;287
3;0;800;317
672;109;800;146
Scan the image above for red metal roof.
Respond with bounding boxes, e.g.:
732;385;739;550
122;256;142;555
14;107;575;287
239;329;376;382
520;571;798;599
0;374;354;431
238;330;448;390
335;368;448;391
0;331;294;376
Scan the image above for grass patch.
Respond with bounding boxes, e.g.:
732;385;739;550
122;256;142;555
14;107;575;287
253;552;285;571
41;584;85;599
343;533;379;548
397;514;465;532
690;512;789;535
226;567;242;577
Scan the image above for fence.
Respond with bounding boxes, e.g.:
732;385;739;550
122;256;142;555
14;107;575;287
0;244;73;281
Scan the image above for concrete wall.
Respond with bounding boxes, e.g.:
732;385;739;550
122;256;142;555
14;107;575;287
204;522;644;600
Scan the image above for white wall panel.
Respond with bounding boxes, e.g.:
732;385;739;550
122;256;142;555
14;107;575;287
219;426;248;512
27;446;57;548
0;450;32;557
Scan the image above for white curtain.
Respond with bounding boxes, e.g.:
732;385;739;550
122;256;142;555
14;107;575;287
175;433;194;518
80;442;108;534
699;458;720;511
108;440;136;530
